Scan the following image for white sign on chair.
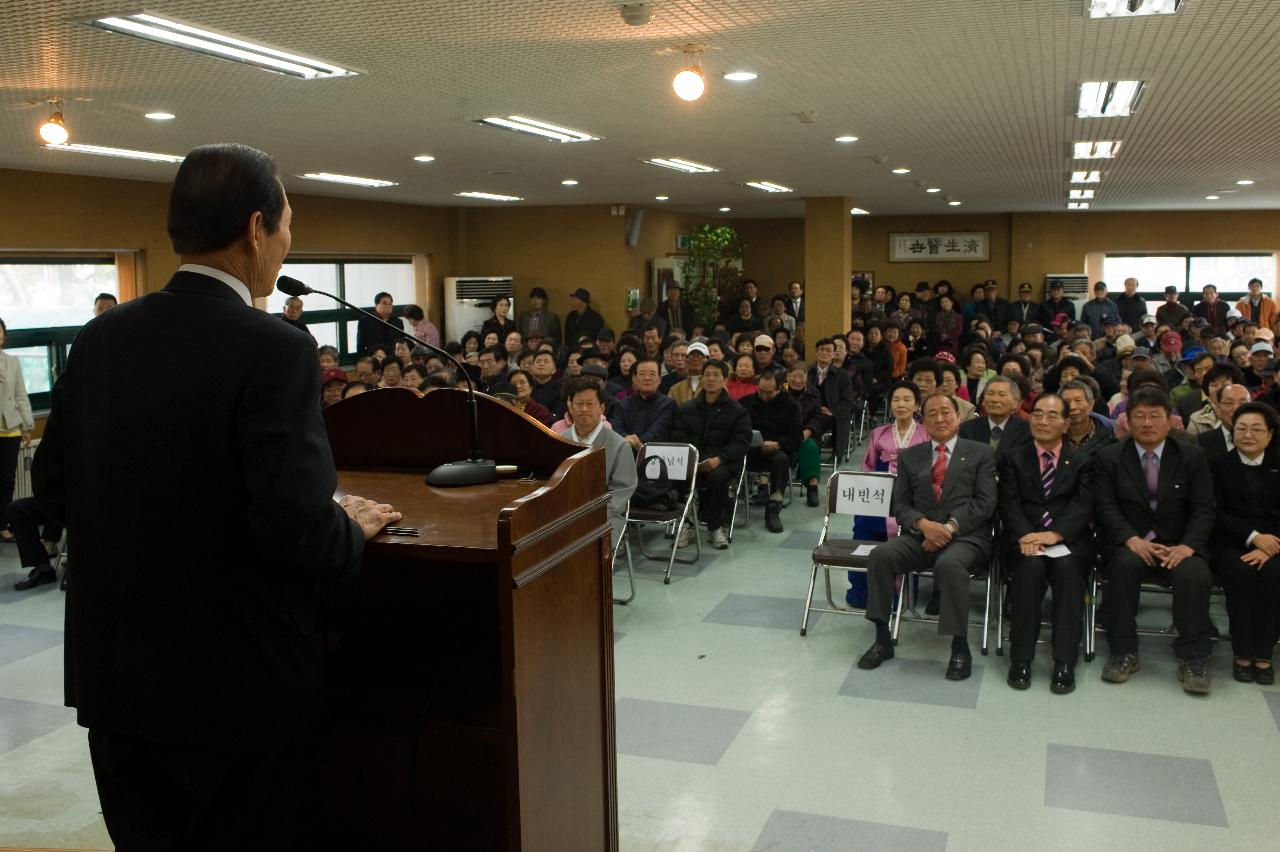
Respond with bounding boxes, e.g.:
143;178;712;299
644;447;689;481
835;473;893;518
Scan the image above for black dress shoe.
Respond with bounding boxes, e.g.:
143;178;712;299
945;653;972;681
1051;661;1076;695
806;484;820;507
857;642;895;669
1254;661;1275;685
1007;661;1032;690
14;565;57;591
1233;659;1255;683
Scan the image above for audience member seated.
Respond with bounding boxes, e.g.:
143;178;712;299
740;369;802;534
785;364;824;507
726;353;758;401
671;360;752;550
7;497;64;591
1093;386;1217;695
505;370;553;425
998;392;1095;694
92;292;118;316
321;368;347;406
959;375;1030;453
667;341;707;405
726;297;765;335
858;391;998;681
379;359;403;388
400;364;427;391
843;329;875;401
1209;402;1280;685
659;340;689;393
1198;383;1251;459
402;304;440;348
1059;379;1117;458
613;357;675;452
561;379;636;548
477;345;509;391
528;350;562;411
317;345;340;371
934;355;978;421
808;338;854;463
342;381;372;399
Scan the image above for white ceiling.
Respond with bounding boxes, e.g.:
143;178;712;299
2;0;1279;217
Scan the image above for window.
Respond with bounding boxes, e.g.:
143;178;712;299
1188;256;1272;294
1103;254;1271;302
6;346;54;395
0;259;119;329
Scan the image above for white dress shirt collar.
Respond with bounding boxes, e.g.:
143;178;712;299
571;419;606;447
1135;439;1166;464
1239;450;1264;466
178;264;252;306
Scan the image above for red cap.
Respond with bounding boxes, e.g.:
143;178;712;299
1159;331;1181;353
935;351;957;364
321;367;348;385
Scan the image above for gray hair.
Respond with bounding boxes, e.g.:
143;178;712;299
984;374;1022;400
1060;378;1094;402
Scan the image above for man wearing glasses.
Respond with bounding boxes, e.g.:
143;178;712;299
997;394;1095;694
1093;386;1217;694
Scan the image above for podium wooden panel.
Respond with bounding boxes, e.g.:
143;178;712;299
317;387;618;851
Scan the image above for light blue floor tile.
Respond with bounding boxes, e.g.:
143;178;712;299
838;655;984;709
0;571;61;606
614;632;625;644
1264;691;1280;735
0;696;76;755
615;697;751;766
752;809;948;852
0;624;63;669
703;593;816;631
1045;743;1228;827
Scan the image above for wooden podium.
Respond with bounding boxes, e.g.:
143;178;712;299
316;387;618;851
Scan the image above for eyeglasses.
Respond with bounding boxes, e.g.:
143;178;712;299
1129;412;1168;423
1030;411;1064;421
1234;425;1271;436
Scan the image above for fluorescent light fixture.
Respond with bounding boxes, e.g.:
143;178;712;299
1068;202;1090;209
850;207;871;215
45;142;183;163
1236;179;1255;185
1069;189;1096;199
478;115;598;143
1089;0;1182;18
723;71;758;81
834;135;859;143
144;111;175;120
644;157;719;173
301;172;397;188
891;167;911;174
744;180;793;193
455;191;523;201
654;195;669;201
926;187;942;193
1205;195;1220;200
560;179;579;186
948;200;962;206
413;154;435;162
718;207;731;212
86;13;357;79
1077;81;1145;117
1071;170;1102;183
1073;140;1122;159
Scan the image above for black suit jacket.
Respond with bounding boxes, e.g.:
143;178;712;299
1209;449;1280;551
998;443;1095;560
33;271;363;751
658;300;697;336
958;415;1031;454
807;365;853;422
1010;300;1047;326
355;312;405;355
1092;437;1216;559
1196;427;1230;460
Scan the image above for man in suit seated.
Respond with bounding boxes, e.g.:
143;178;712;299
613;357;676;452
959;375;1030;453
1197;383;1251;460
1094;386;1217;694
740;369;802;534
563;379;637;549
998;393;1095;694
807;338;854;464
858;391;999;681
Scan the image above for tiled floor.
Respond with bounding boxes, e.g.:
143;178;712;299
3;442;1280;850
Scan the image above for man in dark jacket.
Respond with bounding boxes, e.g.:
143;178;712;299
613;357;676;450
740;370;802;533
809;338;855;463
658;281;697;337
671;360;753;549
786;364;825;506
1043;280;1077;323
564;287;605;346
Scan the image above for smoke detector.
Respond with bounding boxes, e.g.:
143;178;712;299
794;110;817;124
619;3;654;26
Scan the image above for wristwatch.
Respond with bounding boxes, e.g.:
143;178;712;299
944;518;960;535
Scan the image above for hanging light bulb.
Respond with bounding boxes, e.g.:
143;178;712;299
672;45;705;101
39;100;69;145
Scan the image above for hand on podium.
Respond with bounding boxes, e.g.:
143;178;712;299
340;495;403;540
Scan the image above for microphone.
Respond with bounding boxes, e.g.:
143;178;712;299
278;276;497;487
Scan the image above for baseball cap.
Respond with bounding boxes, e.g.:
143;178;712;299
570;287;591;303
596;327;615;341
1251;342;1275;355
1130;347;1153;361
1164;285;1179;294
754;334;774;349
935;351;957;364
1115;334;1135;356
1021;323;1044;336
1018;282;1033;292
1256;327;1276;342
578;347;607;363
1051;312;1070;327
321;367;348;385
687;341;709;357
1179;346;1206;363
1159;331;1182;352
580;364;609;379
1141;315;1157;325
1102;316;1121;326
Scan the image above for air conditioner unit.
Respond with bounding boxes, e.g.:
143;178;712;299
1045;273;1090;316
443;276;514;340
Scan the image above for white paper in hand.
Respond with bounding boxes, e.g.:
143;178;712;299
1038;544;1071;559
852;543;877;557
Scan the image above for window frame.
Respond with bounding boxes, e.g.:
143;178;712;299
1102;252;1272;303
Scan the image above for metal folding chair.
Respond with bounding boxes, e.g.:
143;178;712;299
801;470;904;636
1087;559;1230;662
612;499;635;605
728;431;763;540
625;443;701;584
896;519;1000;655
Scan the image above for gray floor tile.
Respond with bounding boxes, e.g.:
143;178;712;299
703;593;814;631
0;696;76;755
614;632;625;644
1266;692;1280;735
752;809;948;852
776;529;830;551
1045;743;1228;827
838;655;984;709
0;624;63;668
0;571;61;606
615;697;750;766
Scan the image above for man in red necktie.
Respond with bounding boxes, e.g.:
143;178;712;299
858;391;998;681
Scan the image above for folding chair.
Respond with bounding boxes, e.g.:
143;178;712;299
896;519;999;655
801;470;904;636
625;443;701;584
728;430;763;540
1088;562;1230;662
612;499;635;605
993;544;1097;660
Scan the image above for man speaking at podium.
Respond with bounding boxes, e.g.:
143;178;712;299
33;143;401;850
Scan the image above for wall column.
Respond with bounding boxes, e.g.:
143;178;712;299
803;197;853;348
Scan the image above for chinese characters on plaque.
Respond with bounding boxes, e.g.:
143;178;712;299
889;232;991;263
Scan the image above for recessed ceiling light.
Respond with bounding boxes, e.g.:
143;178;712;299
1077;81;1145;117
302;172;397;188
723;71;758;81
925;187;942;193
45;142;183;163
834;135;859;143
1069;189;1096;199
1236;179;1255;185
1089;0;1182;18
86;13;358;79
144;111;175;120
850;207;870;215
1205;195;1220;200
1071;170;1102;183
718;207;731;212
455;191;523;202
413;154;435;163
891;167;911;174
478;115;598;143
644;157;719;173
655;195;669;201
1073;140;1122;159
1068;202;1090;210
38;102;69;145
948;200;962;206
744;180;793;193
561;179;579;186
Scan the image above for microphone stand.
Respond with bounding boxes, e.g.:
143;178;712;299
278;277;497;487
